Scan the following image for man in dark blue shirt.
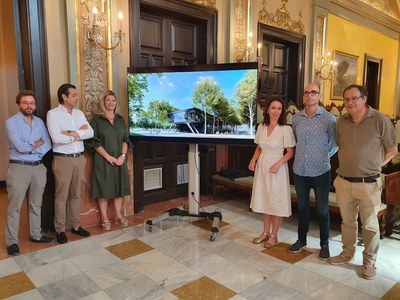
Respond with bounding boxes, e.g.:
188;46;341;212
5;90;53;256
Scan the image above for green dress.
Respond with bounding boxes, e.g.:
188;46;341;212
89;114;131;199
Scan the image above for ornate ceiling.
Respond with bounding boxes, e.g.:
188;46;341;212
358;0;400;19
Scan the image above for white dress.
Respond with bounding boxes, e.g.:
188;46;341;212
250;124;296;217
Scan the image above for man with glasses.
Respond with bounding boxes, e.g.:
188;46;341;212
329;84;397;280
289;83;338;260
5;90;53;256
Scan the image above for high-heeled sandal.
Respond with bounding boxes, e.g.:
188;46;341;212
115;217;129;227
102;220;111;231
253;232;269;244
264;234;278;248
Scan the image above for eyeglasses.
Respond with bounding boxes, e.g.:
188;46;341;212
303;90;320;96
343;95;363;103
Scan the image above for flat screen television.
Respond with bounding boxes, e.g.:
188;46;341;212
127;62;260;145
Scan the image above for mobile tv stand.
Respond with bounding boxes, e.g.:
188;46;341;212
145;144;222;241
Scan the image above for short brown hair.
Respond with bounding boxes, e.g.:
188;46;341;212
16;90;36;104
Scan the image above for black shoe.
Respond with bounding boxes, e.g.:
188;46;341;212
319;245;330;260
289;240;307;253
7;244;20;256
56;232;68;244
71;226;90;237
31;236;54;243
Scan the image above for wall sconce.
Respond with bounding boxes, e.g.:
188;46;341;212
315;52;337;81
86;4;125;52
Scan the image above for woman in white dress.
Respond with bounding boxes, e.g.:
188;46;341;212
248;98;295;248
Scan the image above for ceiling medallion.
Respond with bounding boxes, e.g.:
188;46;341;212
184;0;216;8
258;0;304;34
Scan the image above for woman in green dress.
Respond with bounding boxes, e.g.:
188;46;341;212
89;90;130;230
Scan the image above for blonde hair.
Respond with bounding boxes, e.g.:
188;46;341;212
100;90;120;114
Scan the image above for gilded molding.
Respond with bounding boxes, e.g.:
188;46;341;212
258;0;305;34
233;0;249;63
184;0;216;8
80;0;107;118
359;0;399;19
314;15;326;84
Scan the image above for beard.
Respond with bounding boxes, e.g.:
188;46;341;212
21;108;34;116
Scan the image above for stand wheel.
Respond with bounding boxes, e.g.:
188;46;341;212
148;225;153;232
210;232;217;241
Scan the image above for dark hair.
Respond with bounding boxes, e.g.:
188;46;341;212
263;97;286;125
57;83;76;104
16;90;36;104
343;84;368;98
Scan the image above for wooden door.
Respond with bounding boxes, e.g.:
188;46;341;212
130;0;217;212
258;23;305;108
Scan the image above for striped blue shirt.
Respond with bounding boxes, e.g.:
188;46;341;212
292;107;338;177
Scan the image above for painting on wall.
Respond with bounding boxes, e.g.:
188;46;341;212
331;51;358;99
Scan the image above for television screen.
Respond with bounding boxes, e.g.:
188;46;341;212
127;62;260;145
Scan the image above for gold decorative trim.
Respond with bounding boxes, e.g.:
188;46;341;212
314;14;326;84
359;0;399;20
184;0;216;9
258;0;304;34
80;0;108;118
233;0;248;63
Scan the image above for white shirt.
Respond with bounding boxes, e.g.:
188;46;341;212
47;104;94;154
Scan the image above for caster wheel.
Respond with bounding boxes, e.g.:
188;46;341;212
210;233;217;241
148;225;153;232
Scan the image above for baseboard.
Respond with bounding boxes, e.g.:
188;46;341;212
0;181;5;188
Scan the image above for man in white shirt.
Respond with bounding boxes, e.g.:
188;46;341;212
47;83;94;244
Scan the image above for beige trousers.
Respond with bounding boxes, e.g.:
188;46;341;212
333;176;382;266
53;155;85;232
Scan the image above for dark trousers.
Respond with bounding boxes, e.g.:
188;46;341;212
293;171;331;247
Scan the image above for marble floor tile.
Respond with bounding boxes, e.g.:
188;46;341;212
239;277;306;300
84;260;139;289
171;276;236;299
237;251;291;279
212;240;260;262
69;248;121;272
6;289;45;300
0;271;35;299
37;273;101;299
145;260;203;291
125;249;176;274
262;242;313;264
26;258;81;287
90;229;137;248
106;239;153;259
104;272;170;299
79;290;113;300
382;282;400;300
0;257;22;276
207;263;265;293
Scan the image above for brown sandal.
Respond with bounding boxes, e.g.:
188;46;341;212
253;232;269;244
102;220;111;231
264;234;278;248
115;217;129;227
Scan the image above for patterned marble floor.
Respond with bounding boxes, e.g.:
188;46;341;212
1;194;400;299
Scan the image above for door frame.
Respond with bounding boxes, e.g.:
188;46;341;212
363;53;383;110
257;23;305;107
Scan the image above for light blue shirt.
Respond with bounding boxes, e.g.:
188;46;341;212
6;112;52;161
292;107;338;177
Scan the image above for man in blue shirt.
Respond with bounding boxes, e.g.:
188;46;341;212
5;90;53;256
289;83;338;260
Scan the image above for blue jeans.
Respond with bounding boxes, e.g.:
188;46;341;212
293;171;331;247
